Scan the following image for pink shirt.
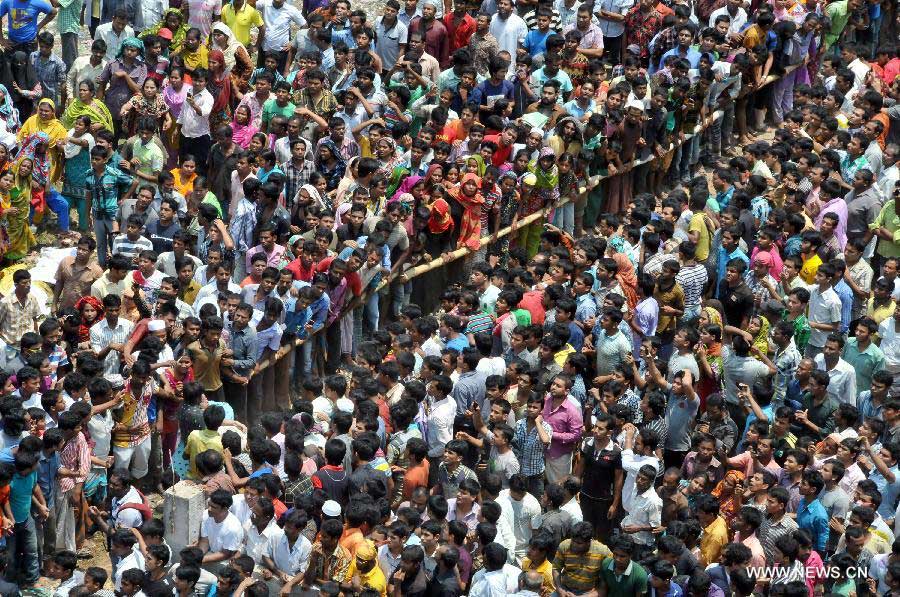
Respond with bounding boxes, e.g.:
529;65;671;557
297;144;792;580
727;450;783;479
735;531;766;569
541;395;583;459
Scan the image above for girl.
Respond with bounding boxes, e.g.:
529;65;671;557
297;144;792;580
383;86;412;131
447;173;485;251
248;131;269;153
695;321;724;406
62;115;95;232
74;296;103;348
553;153;578;236
173;380;205;481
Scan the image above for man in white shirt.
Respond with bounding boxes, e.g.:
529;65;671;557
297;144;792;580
257;0;306;73
67;39;108;100
176;69;214;174
199;490;245;569
620;423;661;513
620;464;662;548
708;0;747;35
495;474;541;565
94;9;134;61
270;510;313;593
111;529;143;591
814;333;858;405
489;0;528;64
469;543;522;597
425;375;456;461
244;497;284;575
807;265;843;359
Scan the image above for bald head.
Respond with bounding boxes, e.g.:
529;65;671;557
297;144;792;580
520;571;544;592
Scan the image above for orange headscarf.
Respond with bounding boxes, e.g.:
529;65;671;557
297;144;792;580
428;198;454;234
449;173;485;251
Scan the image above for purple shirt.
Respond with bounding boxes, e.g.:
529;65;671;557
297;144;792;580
541;395;583;459
814;196;849;249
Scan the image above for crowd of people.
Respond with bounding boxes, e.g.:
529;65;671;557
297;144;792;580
0;0;895;595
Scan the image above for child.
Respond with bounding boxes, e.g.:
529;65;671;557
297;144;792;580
48;550;84;597
183;404;225;481
82;567;109;596
10;450;48;586
40;390;66;430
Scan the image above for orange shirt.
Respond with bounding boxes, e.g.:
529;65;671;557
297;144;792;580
402;460;430;500
339;526;367;557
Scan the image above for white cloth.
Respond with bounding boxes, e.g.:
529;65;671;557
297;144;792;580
111;486;145;528
496;489;541;563
271;533;312;575
621;450;661;513
425;395;456;456
708;6;747;33
63;130;94;159
489;13;528;60
94;22;135;60
243;518;283;565
813;354;858;406
177;88;214;138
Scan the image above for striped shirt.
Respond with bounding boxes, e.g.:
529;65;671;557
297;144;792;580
466;312;494;336
58;432;91;492
553;538;612;593
89;317;135;377
676;263;708;312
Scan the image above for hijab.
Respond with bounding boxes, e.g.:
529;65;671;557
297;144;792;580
117;37;144;61
7;51;37;104
207;49;231;114
752;316;771;359
428;198;453;234
390;175;423;203
16;132;51;185
608;236;638;309
710;470;746;522
74;296;104;343
449;173;485;251
142;8;188;53
231;109;258;148
211;22;243;74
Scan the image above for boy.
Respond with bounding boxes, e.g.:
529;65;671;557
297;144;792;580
32;31;66;106
48;550;84;597
184;405;225;481
261;81;296;133
434;439;478;499
10;450;49;587
111;214;153;264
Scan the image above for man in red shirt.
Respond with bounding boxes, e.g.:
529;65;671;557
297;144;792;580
482;123;519;167
444;3;475;52
285;240;319;282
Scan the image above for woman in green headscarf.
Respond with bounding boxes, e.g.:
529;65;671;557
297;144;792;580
61;79;114;133
141;8;188;54
5;155;35;261
465;153;486;177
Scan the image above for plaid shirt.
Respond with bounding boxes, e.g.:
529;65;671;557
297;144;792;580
281;159;315;212
0;292;42;346
56;0;81;34
283;474;314;506
86;165;133;219
31;51;66;102
512;418;553;476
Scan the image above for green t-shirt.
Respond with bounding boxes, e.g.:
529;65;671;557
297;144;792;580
261;98;296;127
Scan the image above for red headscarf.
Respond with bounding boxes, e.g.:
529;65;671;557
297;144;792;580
449;173;485;251
74;296;104;343
428;198;454;234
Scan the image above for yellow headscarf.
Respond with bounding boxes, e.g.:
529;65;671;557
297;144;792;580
17;99;66;182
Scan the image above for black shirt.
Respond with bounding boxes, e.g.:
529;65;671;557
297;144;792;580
579;438;622;500
718;280;754;327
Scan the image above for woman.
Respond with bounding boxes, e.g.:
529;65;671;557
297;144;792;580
120;77;172;136
19;132;72;232
230;104;258;149
180;28;209;74
18;99;67;180
710;470;746;526
333;156;359;206
61;80;114;133
162;67;192;168
375;137;403;178
316;139;346;193
206;50;233;131
141;8;189;54
390;175;425;205
99;37;148;139
211;22;252;76
6;154;35;261
695;320;724;407
607;236;639;309
447;173;484;251
74;296;104;347
172;155;198;196
6;51;41;121
61;116;95;233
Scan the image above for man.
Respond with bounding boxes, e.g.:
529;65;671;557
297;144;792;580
177;68;214;172
224;304;257;423
0;0;58;54
222;0;265;48
376;0;408;72
269;510;313;594
111;361;155;482
843;318;886;395
759;486;799;565
696;494;729;567
806;263;843;359
620;465;661;554
256;0;306;74
90;294;134;377
598;536;649;595
30;30;64;105
541;374;583;483
553;521;611;596
0;269;43;350
409;0;449;68
497;474;541;564
489;0;527;65
145;198;182;256
795;370;838;441
67;38;107;100
54;237;103;311
198;490;244;567
796;469;829;554
562;6;604;59
814;332;858;405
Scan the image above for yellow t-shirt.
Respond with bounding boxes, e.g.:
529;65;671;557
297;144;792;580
359;564;387;597
521;557;554;597
221;3;264;47
799;253;823;284
688;212;712;262
184;429;224;479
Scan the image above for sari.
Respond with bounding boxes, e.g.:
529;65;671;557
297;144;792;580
61;96;114;132
376;137;404;178
466;153;487;177
448;173;485;251
141;8;189;54
390;175;423;204
18;99;67;182
710;470;745;525
316;139;347;192
62;129;95;231
334;156;359;206
207;49;233;130
122;89;168;135
181;44;209;73
5;158;35;260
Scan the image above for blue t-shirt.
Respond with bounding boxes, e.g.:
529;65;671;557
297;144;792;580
0;0;53;44
10;469;37;523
